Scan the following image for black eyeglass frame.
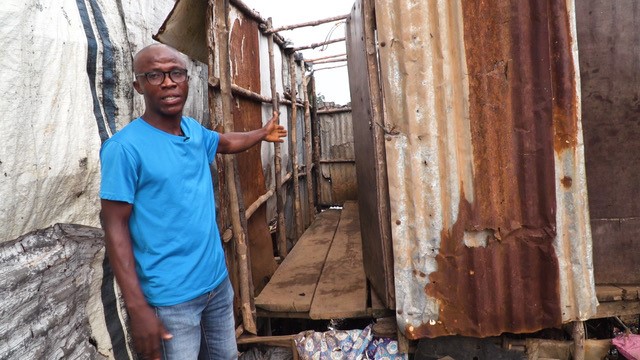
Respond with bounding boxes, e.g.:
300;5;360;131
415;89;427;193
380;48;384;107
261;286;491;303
135;69;189;85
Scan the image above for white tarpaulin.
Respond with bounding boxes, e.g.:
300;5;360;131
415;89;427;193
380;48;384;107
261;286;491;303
0;0;208;243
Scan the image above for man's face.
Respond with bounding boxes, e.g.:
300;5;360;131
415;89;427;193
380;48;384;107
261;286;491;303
133;45;189;119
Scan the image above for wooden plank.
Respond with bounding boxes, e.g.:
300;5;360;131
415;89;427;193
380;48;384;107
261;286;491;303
595;285;624;302
593;300;640;319
309;201;368;319
254;210;341;312
620;286;640;301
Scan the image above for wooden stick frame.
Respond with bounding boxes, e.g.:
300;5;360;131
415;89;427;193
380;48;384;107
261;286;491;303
266;14;349;33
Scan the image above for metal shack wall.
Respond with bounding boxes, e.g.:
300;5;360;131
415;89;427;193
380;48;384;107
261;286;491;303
317;109;358;206
374;0;597;338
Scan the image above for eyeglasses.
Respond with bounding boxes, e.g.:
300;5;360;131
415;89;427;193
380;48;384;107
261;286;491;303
135;69;188;85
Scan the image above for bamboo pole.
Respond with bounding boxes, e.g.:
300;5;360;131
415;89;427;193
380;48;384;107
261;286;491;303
289;57;302;238
266;14;349;33
313;64;348;72
302;76;315;221
309;57;347;65
305;53;346;62
293;37;346;51
213;0;257;334
267;18;288;258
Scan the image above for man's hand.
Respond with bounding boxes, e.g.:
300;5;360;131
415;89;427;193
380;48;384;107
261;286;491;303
263;111;287;143
129;304;172;360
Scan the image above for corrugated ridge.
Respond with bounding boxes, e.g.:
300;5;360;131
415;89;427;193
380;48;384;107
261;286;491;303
376;0;596;338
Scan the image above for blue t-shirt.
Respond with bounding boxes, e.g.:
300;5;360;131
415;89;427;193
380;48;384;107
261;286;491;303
100;116;227;306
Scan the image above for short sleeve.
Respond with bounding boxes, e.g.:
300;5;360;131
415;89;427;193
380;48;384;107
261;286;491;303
100;139;138;204
202;128;220;163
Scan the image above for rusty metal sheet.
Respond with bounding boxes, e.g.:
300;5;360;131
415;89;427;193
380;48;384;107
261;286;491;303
154;0;208;63
317;109;358;206
229;9;277;295
576;1;640;284
373;0;596;339
346;0;395;309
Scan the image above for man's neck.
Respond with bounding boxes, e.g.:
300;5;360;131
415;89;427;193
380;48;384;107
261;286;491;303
141;112;183;136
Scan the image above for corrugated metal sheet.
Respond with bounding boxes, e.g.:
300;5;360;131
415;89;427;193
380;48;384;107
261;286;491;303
576;1;640;284
373;0;596;339
318;109;358;206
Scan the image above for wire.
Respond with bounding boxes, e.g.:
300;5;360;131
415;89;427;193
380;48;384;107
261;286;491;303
320;21;346;51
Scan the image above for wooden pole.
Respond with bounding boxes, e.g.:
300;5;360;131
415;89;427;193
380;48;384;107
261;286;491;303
293;37;346;52
305;53;346;62
213;0;257;334
310;76;321;210
309;57;347;65
313;64;348;72
267;18;288;258
267;14;349;33
317;107;352;115
289;57;303;238
246;172;293;220
302;76;315;221
572;321;585;360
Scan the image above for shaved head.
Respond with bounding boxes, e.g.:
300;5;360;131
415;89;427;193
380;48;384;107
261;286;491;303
133;43;187;73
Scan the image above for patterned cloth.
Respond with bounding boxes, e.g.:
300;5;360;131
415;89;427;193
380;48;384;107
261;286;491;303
294;325;407;360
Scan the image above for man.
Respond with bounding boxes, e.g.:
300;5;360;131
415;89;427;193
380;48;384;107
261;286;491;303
100;43;286;360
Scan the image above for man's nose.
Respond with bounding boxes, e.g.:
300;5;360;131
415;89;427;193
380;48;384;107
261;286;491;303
160;73;177;87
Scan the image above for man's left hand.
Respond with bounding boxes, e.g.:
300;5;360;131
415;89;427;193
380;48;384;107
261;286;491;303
264;111;287;143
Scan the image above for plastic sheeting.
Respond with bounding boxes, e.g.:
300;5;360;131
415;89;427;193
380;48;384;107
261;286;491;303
0;0;208;242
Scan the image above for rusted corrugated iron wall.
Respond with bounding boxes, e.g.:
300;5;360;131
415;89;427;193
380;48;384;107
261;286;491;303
576;1;640;284
317;108;358;206
370;0;596;339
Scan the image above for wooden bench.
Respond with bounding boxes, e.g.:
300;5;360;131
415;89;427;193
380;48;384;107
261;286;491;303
254;201;389;319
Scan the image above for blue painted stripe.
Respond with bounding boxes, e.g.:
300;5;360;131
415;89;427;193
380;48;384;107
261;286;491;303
75;0;109;143
88;0;117;136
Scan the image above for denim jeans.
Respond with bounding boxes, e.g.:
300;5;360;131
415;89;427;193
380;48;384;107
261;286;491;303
154;277;237;360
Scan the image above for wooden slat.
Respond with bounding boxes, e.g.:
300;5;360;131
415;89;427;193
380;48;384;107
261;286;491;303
595;285;624;302
593;300;640;319
309;201;368;319
254;210;341;312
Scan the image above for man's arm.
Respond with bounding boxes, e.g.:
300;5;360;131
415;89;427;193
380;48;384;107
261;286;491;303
217;111;287;154
101;199;171;360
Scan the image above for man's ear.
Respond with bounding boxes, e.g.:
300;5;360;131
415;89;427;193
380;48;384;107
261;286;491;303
133;80;144;95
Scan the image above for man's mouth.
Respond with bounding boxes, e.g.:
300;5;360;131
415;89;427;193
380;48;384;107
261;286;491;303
162;95;180;102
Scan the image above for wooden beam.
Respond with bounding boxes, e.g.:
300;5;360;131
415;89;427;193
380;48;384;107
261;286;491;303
267;18;288;259
293;37;346;52
237;334;296;345
267;14;349;33
302;76;315;221
213;0;257;334
305;53;346;63
310;76;321;209
313;63;348;72
593;300;640;319
317;107;352;115
309;58;347;65
289;56;303;239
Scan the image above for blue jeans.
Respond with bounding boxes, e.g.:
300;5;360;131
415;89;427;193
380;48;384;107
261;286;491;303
154;277;237;360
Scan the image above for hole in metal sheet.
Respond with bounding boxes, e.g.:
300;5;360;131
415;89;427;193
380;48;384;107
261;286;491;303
463;229;495;248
